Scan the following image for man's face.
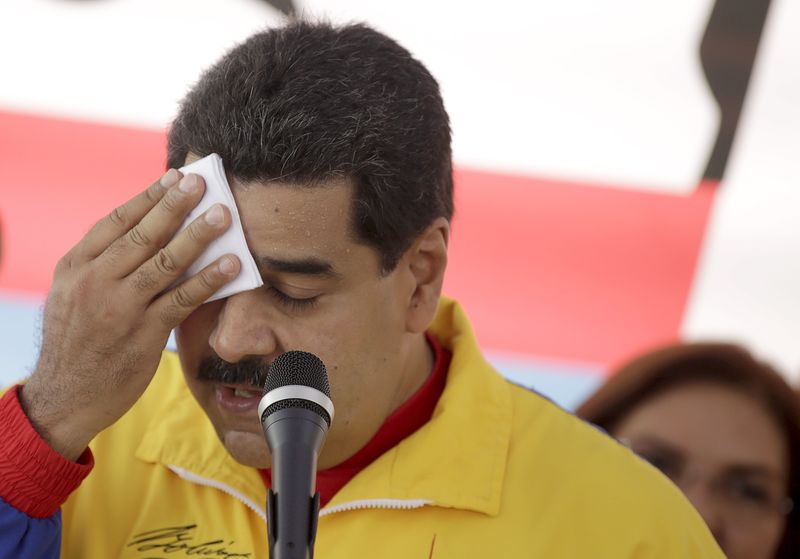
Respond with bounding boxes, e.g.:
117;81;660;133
175;174;420;469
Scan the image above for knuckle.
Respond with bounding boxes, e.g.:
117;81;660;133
127;226;151;248
109;206;127;227
171;285;196;309
105;237;128;261
160;192;180;213
153;248;179;275
144;183;162;204
186;221;206;244
197;269;217;291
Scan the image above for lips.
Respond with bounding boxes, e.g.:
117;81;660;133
214;383;263;414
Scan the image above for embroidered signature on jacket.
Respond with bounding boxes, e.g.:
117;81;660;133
127;525;252;557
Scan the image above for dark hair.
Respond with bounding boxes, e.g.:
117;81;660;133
577;342;800;559
167;20;453;272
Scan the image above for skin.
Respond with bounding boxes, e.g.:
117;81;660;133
176;170;449;469
613;381;790;559
20;163;449;473
20;170;239;460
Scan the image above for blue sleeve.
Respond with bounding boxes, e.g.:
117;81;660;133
0;497;61;559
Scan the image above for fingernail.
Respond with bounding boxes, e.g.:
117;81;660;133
205;204;224;226
179;174;199;194
160;169;180;189
219;256;238;275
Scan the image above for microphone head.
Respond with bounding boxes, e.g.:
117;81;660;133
260;351;333;427
263;351;331;397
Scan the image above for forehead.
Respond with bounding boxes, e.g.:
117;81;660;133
614;381;788;473
229;176;381;274
182;152;378;271
233;176;350;239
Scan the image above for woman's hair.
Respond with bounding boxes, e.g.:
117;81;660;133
577;342;800;559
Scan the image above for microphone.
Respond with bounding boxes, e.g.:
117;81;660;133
258;351;334;559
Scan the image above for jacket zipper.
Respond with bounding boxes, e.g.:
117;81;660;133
167;465;433;519
167;464;267;521
320;498;433;516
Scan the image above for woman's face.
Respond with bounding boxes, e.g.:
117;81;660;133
613;380;791;559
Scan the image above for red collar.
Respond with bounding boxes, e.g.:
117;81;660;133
259;333;451;506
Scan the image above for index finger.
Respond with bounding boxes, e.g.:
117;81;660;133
77;169;183;260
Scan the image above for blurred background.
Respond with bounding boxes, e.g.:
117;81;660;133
0;0;797;409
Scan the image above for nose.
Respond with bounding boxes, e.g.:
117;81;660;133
209;290;279;363
682;482;726;548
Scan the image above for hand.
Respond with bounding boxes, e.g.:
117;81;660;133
19;170;241;460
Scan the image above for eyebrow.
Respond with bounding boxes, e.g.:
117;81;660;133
625;435;681;453
723;464;786;482
627;437;684;457
256;255;339;278
630;436;786;481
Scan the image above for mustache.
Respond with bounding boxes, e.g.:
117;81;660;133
197;356;270;387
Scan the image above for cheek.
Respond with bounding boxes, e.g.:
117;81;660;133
313;307;398;373
318;323;400;418
729;516;786;559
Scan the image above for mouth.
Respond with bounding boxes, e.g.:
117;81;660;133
213;383;264;414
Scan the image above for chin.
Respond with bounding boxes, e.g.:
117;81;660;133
220;429;272;468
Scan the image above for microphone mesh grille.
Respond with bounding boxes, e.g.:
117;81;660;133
262;350;331;397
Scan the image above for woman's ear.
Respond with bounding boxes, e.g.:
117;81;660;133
403;217;450;334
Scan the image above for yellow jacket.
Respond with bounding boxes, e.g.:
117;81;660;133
60;298;724;558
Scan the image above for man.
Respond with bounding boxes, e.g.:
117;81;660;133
0;21;723;558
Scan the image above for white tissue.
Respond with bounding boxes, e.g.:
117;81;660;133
176;153;263;302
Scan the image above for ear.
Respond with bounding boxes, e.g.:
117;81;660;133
402;217;450;334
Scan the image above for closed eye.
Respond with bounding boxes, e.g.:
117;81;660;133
267;286;319;311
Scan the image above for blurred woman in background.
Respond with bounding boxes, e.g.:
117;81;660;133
578;343;800;559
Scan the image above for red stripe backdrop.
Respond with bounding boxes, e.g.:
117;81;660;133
0;109;717;370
